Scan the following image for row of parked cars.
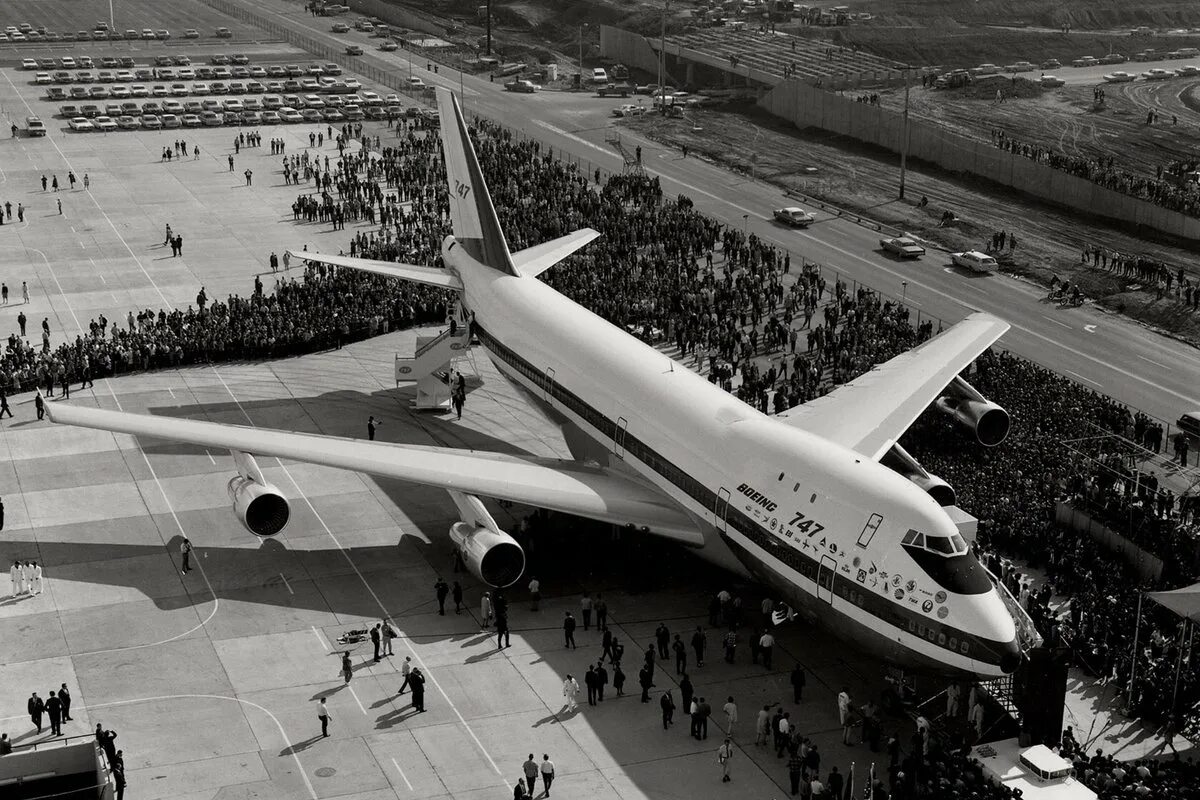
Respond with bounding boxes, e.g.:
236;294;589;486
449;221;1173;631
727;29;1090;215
59;88;405;119
971;47;1200;75
65;101;432;133
25;56;344;78
3;22;234;43
1102;65;1200;82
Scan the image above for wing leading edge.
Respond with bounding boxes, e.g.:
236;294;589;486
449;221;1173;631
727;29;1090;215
776;312;1009;460
284;251;464;291
46;403;703;546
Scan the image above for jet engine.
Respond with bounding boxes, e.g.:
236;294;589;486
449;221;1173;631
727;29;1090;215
449;522;526;588
881;443;956;507
227;452;290;537
934;375;1010;447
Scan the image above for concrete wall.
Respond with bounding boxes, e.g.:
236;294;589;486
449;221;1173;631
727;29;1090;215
600;26;663;79
760;79;1200;242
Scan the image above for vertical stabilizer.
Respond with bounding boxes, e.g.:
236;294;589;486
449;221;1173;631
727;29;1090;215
436;88;518;276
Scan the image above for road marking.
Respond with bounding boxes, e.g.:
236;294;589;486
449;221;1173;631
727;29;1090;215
206;449;216;465
1084;324;1097;333
1138;355;1171;370
533;120;614;157
280;573;294;594
167;387;175;398
391;758;414;791
348;685;367;715
1066;370;1102;387
1040;315;1072;330
312;625;328;651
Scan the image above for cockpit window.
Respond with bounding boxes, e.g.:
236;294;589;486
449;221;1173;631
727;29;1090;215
903;529;969;557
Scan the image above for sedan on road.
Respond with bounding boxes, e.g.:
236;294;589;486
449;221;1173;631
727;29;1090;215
1102;71;1135;83
879;236;926;258
773;206;816;227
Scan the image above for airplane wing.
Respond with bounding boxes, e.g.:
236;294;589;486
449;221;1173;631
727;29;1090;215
46;403;703;546
285;251;464;291
776;312;1009;460
512;228;601;278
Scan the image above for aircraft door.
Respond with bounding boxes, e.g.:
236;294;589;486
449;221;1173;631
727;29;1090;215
716;487;730;534
817;555;836;604
614;417;628;458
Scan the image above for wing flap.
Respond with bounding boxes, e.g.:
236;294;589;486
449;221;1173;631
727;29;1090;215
285;251;463;291
47;403;702;546
777;312;1009;459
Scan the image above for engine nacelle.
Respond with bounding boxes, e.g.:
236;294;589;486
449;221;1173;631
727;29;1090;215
449;522;525;588
935;375;1010;447
227;475;291;537
881;443;956;507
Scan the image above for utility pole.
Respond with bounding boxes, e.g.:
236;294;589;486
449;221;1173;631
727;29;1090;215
899;68;911;199
485;0;492;56
658;0;669;113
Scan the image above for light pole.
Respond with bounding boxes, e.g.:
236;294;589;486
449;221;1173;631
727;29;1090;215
899;66;911;199
658;0;670;113
901;280;908;302
485;0;492;56
742;213;749;236
579;23;587;86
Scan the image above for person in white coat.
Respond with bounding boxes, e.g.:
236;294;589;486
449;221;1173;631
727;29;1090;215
481;592;493;629
562;674;580;712
17;560;30;594
30;561;42;594
9;560;19;596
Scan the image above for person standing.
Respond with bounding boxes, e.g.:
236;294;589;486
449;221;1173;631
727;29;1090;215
580;592;592;630
595;594;608;629
22;281;29;304
341;651;353;684
180;536;193;573
691;626;706;667
539;754;555;796
528;576;540;611
113;764;126;800
0;496;5;530
723;628;737;663
562;674;579;712
638;664;653;703
30;562;42;595
452;581;463;613
409;668;426;712
563;612;576;648
838;687;854;745
35;392;44;420
317;698;331;737
723;696;738;738
522;755;539;794
367;415;380;440
595;662;608;702
791;663;806;703
788;749;804;795
46;690;62;736
382;618;396;656
655;623;670;659
434;578;449;615
28;692;44;733
680;674;694;715
370;623;382;662
481;591;494;628
673;634;687;675
717;738;734;782
496;612;510;649
59;684;72;721
584;666;598;706
759;630;775;670
696;697;711;740
660;690;675;729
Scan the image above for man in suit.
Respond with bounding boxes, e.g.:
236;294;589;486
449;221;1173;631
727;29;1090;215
46;690;63;736
59;684;72;721
370;623;382;662
113;763;126;800
28;692;44;733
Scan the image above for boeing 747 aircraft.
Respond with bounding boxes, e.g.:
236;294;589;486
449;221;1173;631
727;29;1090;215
49;88;1038;678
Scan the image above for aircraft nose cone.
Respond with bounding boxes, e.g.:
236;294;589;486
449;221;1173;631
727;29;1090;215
999;640;1023;674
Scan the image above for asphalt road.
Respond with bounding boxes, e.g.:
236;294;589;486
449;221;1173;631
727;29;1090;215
254;0;1200;427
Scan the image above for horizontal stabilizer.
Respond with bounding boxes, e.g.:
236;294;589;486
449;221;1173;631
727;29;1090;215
512;228;601;278
285;251;464;291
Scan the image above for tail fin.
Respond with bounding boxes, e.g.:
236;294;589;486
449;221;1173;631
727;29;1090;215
436;88;518;276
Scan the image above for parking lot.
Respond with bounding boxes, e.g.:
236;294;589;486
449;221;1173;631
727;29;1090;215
0;0;267;49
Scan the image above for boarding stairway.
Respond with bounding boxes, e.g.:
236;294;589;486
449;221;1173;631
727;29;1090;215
395;326;471;409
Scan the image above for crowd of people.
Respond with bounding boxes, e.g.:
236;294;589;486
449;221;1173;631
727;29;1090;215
4;112;1197;795
1081;242;1200;308
989;128;1200;216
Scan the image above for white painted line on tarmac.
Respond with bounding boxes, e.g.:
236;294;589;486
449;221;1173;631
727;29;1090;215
391;758;414;791
348;685;367;715
206;449;216;464
1040;315;1072;330
167;387;175;398
1138;355;1171;370
312;625;328;651
1066;370;1102;387
280;573;294;594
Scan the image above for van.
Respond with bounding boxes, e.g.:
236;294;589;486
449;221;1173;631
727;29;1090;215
25;116;47;136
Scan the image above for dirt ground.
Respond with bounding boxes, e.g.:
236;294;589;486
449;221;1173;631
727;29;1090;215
621;104;1200;343
874;78;1200;179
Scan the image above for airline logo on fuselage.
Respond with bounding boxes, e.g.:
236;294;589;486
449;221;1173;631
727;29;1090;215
736;483;777;513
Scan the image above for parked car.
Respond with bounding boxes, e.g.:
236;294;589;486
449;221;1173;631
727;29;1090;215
215;27;232;38
116;115;140;129
591;67;609;83
879;236;926;258
1038;75;1065;87
1102;71;1135;82
1040;59;1062;69
612;103;646;117
201;111;223;126
773;206;816;227
95;115;118;131
25;116;47;136
1099;53;1127;65
1176;65;1200;77
68;117;95;131
345;45;363;55
34;72;52;85
262;110;282;124
1004;61;1036;72
1071;56;1099;67
279;107;302;123
379;41;398;51
184;29;200;39
951;250;999;271
1142;68;1173;80
332;22;350;33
